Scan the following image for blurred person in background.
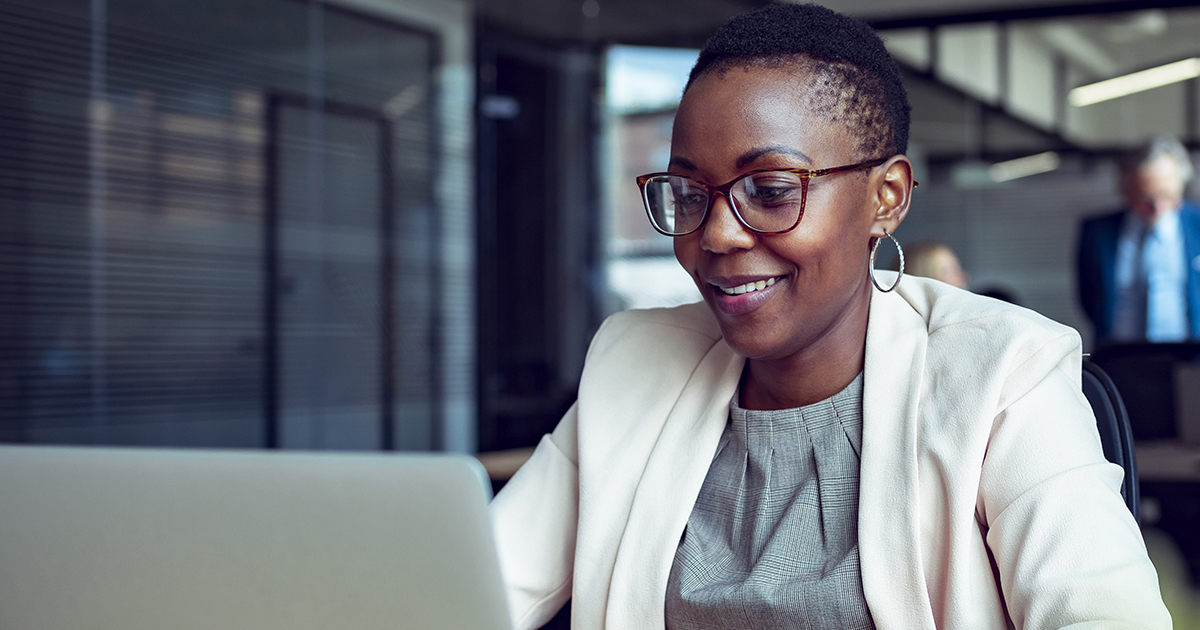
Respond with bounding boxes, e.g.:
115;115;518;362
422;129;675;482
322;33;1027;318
1077;136;1200;345
901;242;1027;305
900;241;969;289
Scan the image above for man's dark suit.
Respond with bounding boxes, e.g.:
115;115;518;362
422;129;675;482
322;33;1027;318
1076;201;1200;344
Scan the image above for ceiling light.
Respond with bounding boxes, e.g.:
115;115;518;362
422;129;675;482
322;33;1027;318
988;152;1061;182
1070;58;1200;107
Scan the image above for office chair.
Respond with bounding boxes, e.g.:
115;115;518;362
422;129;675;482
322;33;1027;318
1089;342;1200;441
1081;359;1139;523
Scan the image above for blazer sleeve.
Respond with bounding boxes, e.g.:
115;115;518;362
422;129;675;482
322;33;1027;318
490;404;579;630
978;355;1170;629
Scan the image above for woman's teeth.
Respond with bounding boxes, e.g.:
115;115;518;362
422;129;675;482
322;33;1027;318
720;277;778;296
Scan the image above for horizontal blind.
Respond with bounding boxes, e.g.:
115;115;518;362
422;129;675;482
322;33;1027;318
0;0;439;448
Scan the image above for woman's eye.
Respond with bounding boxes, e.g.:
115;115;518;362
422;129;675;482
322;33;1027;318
746;184;801;207
742;174;804;207
671;188;709;211
751;186;793;199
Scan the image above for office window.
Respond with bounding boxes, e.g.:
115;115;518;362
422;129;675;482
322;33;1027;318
603;45;700;312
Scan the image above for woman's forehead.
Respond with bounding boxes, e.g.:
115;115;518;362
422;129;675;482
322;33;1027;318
685;63;817;103
671;67;854;169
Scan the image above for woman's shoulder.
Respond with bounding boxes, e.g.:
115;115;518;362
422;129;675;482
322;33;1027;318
894;275;1078;346
889;276;1084;403
590;302;724;355
580;302;736;400
600;301;721;336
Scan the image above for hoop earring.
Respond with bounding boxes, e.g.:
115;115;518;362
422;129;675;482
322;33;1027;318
869;230;904;293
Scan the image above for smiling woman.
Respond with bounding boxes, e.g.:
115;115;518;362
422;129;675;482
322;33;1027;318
665;63;909;410
490;4;1171;630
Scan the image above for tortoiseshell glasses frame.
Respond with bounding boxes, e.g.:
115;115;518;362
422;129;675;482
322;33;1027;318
636;157;901;237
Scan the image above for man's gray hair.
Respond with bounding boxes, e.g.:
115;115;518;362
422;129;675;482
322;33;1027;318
1118;135;1195;183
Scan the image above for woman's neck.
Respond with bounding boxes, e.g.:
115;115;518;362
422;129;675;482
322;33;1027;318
738;289;870;411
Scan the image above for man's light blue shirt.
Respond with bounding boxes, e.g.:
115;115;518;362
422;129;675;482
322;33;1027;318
1112;209;1189;342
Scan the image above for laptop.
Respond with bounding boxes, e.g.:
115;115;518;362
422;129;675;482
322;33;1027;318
0;445;512;630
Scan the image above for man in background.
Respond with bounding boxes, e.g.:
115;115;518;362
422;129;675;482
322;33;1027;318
1077;136;1200;345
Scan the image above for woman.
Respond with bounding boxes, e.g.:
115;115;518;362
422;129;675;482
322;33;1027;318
491;5;1169;629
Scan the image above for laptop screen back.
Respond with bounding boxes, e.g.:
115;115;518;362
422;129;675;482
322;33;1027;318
0;446;511;630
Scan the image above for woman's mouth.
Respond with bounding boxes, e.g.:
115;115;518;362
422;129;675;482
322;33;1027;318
710;275;786;316
719;277;778;296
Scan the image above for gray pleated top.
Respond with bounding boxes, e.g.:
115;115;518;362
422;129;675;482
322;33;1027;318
664;373;874;630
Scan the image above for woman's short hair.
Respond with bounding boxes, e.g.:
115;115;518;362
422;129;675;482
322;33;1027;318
685;3;911;161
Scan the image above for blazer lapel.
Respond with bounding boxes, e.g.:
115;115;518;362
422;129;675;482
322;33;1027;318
603;338;743;630
858;285;938;629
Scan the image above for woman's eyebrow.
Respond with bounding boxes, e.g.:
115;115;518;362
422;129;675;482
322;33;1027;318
668;146;812;172
736;145;813;169
667;156;697;171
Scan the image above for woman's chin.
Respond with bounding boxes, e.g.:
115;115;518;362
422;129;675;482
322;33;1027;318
701;291;787;359
712;320;785;361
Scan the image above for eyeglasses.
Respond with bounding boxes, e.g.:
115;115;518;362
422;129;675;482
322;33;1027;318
636;157;889;237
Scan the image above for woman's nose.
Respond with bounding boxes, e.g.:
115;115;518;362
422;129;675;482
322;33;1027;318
699;194;756;254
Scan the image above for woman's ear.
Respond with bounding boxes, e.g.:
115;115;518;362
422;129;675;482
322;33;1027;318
869;155;914;237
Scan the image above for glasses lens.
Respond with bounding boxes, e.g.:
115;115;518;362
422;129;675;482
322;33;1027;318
733;171;806;232
643;176;708;235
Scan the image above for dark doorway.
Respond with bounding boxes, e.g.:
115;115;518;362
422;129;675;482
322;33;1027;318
475;30;605;452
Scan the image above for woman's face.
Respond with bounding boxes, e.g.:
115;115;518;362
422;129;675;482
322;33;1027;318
670;66;884;361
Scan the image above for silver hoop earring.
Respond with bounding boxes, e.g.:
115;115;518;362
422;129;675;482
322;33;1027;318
869;230;904;293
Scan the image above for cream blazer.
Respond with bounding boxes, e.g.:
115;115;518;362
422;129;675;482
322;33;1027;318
491;275;1170;630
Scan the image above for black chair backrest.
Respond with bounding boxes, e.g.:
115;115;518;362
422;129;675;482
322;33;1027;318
1081;359;1139;523
1090;341;1200;441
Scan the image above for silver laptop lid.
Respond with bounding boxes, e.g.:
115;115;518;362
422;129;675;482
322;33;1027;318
0;445;511;630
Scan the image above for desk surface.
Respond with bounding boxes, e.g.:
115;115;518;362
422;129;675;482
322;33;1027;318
476;447;536;482
1136;441;1200;482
